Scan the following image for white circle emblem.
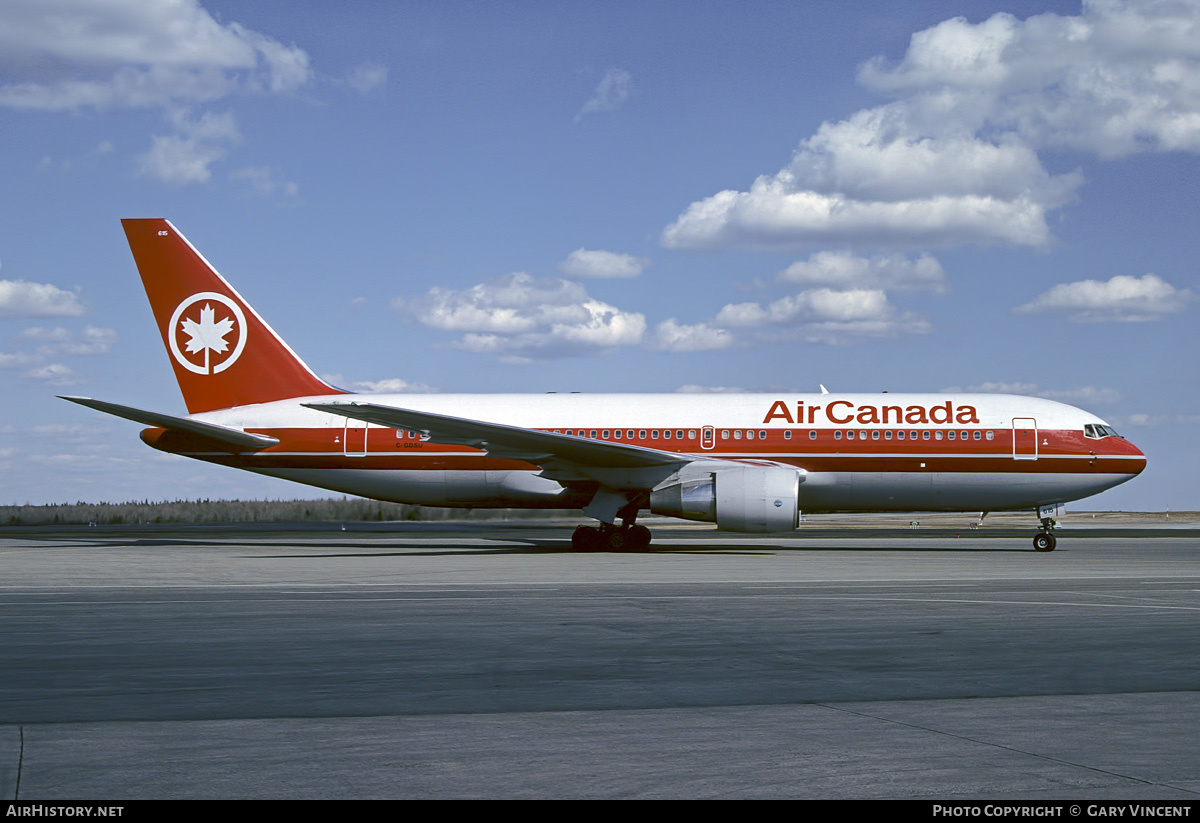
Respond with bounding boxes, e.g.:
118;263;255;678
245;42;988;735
168;292;247;375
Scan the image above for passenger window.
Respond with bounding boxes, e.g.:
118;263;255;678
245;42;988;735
973;431;981;440
897;431;905;440
885;431;892;440
784;430;792;440
688;430;696;439
986;431;994;440
651;430;658;439
677;430;684;439
758;430;766;440
590;430;597;439
639;430;647;439
734;430;742;440
935;431;943;440
602;430;610;439
835;430;842;440
721;430;729;440
663;430;671;439
922;431;930;440
872;430;880;440
948;431;956;440
809;430;816;440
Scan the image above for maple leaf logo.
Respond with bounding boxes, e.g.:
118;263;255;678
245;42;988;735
180;303;236;372
168;292;248;376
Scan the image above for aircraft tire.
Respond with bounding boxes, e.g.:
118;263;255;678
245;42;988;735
629;525;651;550
1033;532;1057;552
571;526;602;552
606;529;630;551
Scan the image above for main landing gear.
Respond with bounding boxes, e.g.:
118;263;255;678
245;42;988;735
571;523;651;551
1033;514;1058;552
570;500;652;551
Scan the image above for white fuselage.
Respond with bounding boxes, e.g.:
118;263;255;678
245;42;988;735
144;392;1145;514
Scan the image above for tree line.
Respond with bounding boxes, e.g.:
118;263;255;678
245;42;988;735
1;498;572;526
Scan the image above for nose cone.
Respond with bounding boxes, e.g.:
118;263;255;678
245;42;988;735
1129;440;1147;475
1116;436;1147;476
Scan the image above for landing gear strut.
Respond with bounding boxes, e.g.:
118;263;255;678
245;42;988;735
1033;515;1057;552
570;500;652;551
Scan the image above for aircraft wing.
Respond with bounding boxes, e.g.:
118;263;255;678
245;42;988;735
302;401;690;470
60;396;280;450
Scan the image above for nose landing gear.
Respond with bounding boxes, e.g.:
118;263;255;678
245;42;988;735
1033;512;1058;552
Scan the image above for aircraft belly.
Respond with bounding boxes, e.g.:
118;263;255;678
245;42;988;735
800;472;1133;512
246;468;586;508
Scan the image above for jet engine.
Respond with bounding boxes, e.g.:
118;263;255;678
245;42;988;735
649;464;801;532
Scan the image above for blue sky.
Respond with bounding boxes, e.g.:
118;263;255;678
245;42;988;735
0;0;1196;510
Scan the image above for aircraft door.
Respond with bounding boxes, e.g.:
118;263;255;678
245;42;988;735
701;426;715;450
344;420;370;457
1012;418;1037;460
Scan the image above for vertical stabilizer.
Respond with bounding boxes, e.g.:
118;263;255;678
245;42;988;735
122;219;344;414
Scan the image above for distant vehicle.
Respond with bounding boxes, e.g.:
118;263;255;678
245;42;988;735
64;220;1146;551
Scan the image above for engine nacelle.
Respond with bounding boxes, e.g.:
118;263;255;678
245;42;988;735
650;464;801;532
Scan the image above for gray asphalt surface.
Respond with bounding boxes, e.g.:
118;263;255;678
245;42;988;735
1;521;1198;799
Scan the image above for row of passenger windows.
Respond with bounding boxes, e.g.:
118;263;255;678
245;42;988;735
539;429;997;441
836;429;995;441
554;429;697;440
396;428;997;442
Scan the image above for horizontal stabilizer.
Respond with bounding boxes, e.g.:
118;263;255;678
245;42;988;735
59;396;279;450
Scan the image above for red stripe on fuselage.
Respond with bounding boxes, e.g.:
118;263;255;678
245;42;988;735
141;425;1147;476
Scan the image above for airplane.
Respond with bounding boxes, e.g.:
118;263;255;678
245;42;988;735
62;219;1146;552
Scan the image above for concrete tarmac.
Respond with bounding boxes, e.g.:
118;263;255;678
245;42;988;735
1;520;1199;799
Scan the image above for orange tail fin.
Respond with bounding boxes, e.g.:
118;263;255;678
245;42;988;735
122;219;345;414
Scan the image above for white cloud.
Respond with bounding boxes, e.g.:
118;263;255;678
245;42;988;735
21;325;116;355
858;2;1200;159
654;288;931;348
941;381;1123;406
717;288;896;326
0;351;40;368
662;108;1080;251
394;273;646;360
575;68;631;122
0;279;85;317
351;378;433;394
346;63;387;95
651;319;734;352
676;384;750;394
231;165;299;199
1123;413;1200;427
321;374;436;394
136;108;240;185
22;363;83;385
0;0;312;112
558;248;647;279
1015;274;1192;322
778;251;946;293
136;133;225;184
664;0;1200;251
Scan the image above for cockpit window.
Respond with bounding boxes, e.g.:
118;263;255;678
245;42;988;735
1085;423;1122;439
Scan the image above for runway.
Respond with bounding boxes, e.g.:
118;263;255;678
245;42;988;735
2;520;1199;798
